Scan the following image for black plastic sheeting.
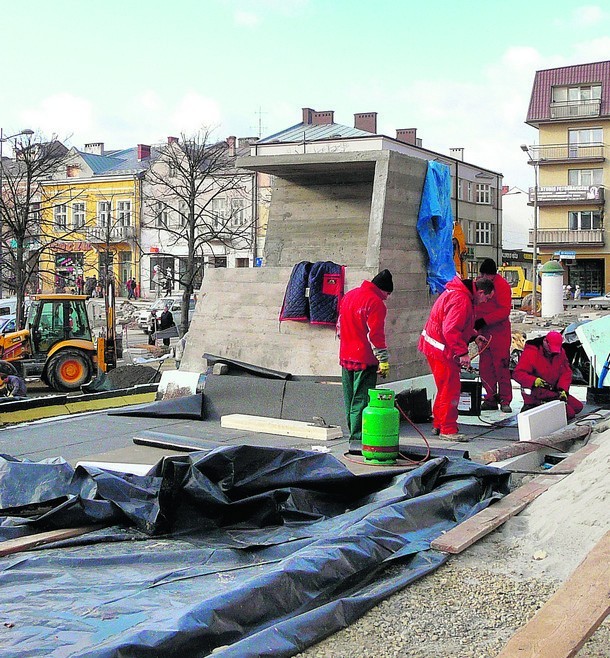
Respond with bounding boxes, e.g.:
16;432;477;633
0;446;510;657
108;393;205;419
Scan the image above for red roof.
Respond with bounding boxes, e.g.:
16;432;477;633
526;60;610;124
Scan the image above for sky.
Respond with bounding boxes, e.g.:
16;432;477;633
1;0;609;200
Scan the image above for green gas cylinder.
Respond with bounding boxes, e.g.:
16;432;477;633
362;389;400;464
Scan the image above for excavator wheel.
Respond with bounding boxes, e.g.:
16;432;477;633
46;349;93;392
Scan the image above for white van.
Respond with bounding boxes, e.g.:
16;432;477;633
0;298;18;317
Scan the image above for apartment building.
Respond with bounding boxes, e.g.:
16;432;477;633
249;108;503;276
525;60;610;296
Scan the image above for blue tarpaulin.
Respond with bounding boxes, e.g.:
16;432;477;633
0;446;509;657
417;161;456;294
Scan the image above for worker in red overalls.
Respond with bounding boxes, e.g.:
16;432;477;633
474;259;513;413
513;330;583;420
418;276;495;442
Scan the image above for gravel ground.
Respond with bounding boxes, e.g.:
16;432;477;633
297;537;609;657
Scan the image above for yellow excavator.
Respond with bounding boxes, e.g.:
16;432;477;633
0;280;118;392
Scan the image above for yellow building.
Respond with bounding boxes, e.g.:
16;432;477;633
526;60;610;296
40;143;150;295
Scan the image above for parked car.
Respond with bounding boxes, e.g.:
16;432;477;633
0;315;16;333
589;293;610;309
138;297;196;333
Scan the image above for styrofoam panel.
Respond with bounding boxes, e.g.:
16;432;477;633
517;400;567;441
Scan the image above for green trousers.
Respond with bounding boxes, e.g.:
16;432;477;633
342;366;378;446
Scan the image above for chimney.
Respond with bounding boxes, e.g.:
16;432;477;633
354;112;377;133
167;136;179;144
137;144;151;161
302;107;314;124
312;110;334;125
449;147;465;161
84;142;104;155
226;135;236;157
395;129;417;145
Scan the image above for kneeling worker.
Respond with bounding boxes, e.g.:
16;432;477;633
512;330;583;420
0;372;27;399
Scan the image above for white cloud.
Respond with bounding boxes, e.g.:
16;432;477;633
234;9;260;26
572;4;606;26
20;93;95;141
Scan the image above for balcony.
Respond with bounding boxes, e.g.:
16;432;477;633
526;143;605;164
549;99;601;120
83;225;135;243
528;185;604;206
529;228;604;247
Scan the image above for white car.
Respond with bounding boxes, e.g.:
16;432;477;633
589;293;610;309
0;314;16;333
138;297;196;333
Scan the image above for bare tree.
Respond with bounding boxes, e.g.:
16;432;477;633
143;129;255;331
0;133;79;327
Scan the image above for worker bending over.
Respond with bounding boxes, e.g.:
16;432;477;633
0;373;27;399
512;330;583;420
419;276;495;442
475;258;513;413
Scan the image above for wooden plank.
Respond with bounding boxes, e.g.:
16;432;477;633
497;530;610;658
481;425;591;463
0;525;102;557
220;413;343;440
430;476;562;554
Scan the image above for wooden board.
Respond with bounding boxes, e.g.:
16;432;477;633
220;414;343;440
430;475;563;554
0;525;101;557
497;530;610;658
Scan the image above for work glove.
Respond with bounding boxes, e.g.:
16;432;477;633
474;318;486;331
533;377;548;388
378;362;390;379
558;389;568;401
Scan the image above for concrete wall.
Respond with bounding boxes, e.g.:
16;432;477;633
181;150;434;381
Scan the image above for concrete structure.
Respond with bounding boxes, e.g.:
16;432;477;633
526;60;610;296
251;107;503;278
181;149;433;381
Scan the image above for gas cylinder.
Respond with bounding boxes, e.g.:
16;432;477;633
362;389;400;464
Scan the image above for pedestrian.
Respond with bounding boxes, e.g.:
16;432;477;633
475;258;513;413
574;285;582;300
164;268;173;297
512;330;583;420
337;269;393;453
0;372;27;398
418;276;495;441
159;303;174;347
75;274;84;295
131;277;138;299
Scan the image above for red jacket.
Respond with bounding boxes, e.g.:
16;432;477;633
418;276;474;364
513;337;573;404
475;273;511;332
338;280;388;370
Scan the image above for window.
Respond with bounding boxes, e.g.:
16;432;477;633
552;84;602;102
236;258;250;267
569;128;603;145
155;201;168;228
474;222;494;245
213;256;227;268
117;200;131;226
457;179;464;201
177;201;187;227
178;256;204;290
569;211;602;231
467;182;473;202
29;202;41;221
98;201;111;227
54;204;67;229
210;198;228;227
150;255;174;291
231;198;247;226
476;184;491;204
568;168;603;186
72;202;85;229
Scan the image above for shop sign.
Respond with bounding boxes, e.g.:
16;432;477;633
52;241;91;252
529;185;603;203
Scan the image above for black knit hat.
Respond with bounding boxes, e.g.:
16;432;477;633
371;269;394;293
480;258;497;275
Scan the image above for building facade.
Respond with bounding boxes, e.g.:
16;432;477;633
526;60;610;296
251;107;503;277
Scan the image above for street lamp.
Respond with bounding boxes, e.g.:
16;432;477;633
0;128;34;298
521;143;539;315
